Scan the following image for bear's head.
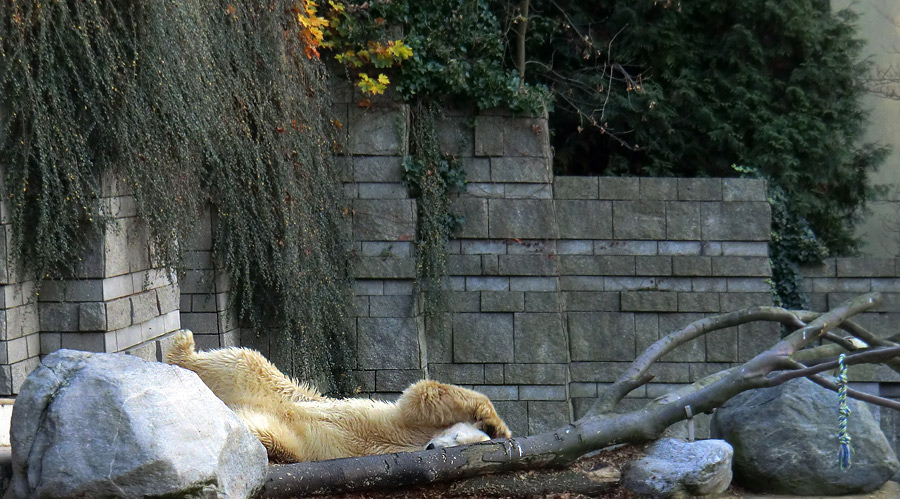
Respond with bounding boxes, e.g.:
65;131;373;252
425;422;491;450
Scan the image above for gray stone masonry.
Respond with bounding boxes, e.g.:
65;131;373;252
178;205;244;353
0;187;41;393
0;168;182;394
5;100;898;449
35;175;181;365
333;105;899;442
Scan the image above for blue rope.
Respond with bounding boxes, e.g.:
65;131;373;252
836;353;852;470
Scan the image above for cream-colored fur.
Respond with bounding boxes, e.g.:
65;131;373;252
426;422;490;449
166;330;510;462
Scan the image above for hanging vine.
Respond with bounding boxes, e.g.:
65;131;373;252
0;0;357;394
403;103;466;323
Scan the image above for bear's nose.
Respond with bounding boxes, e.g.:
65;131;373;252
425;443;436;450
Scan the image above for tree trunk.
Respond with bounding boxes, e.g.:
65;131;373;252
515;0;529;80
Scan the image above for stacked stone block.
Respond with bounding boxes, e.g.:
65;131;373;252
178;206;244;352
335;94;422;397
337;101;790;435
554;177;778;421
0;190;40;393
35;172;181;370
341;107;574;434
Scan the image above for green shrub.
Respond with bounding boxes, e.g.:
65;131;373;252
323;0;550;112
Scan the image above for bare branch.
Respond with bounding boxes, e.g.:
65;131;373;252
590;306;805;414
515;0;530;79
865;5;900;99
774;293;882;356
796;311;898;348
796;306;900;375
766;346;900;385
806;374;900;411
821;331;859;351
793;343;850;366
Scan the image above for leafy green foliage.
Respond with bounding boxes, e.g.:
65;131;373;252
519;0;887;255
325;0;549;112
0;0;357;393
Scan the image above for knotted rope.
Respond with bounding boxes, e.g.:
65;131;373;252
836;353;852;470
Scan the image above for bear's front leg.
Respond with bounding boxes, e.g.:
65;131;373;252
397;380;511;439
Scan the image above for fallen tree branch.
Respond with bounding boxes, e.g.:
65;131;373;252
821;331;859;351
792;302;900;377
257;293;892;498
805;373;900;411
778;293;882;354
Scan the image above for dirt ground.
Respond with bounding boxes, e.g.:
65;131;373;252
314;479;900;499
720;480;899;499
308;443;900;499
1;443;896;498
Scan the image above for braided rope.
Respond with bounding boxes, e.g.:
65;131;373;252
836;353;852;470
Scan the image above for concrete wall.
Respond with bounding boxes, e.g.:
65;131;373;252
177;206;245;352
0;175;40;393
340;102;779;435
337;100;899;437
836;0;900;256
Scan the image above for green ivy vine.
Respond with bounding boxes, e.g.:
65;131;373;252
733;165;828;309
403;103;466;322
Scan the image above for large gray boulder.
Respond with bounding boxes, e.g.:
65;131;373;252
623;438;733;498
7;349;268;499
711;377;899;495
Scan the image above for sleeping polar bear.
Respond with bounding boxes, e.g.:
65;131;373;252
166;330;510;462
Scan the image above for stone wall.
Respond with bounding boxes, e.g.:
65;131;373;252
0;104;898;449
0;170;181;394
177;206;244;353
0;175;40;393
340;103;793;436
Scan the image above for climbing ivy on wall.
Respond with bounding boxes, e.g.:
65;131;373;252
0;0;357;393
733;166;828;309
403;104;467;321
317;0;548;327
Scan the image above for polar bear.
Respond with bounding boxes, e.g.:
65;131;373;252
166;330;509;462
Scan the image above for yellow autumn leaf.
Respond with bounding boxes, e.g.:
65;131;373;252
388;40;413;60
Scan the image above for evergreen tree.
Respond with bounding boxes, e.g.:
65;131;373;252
519;0;887;254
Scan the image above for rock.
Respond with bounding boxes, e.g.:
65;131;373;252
711;377;900;495
7;350;268;499
622;438;733;498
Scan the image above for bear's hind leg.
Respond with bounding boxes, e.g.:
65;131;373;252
166;329;198;367
166;330;322;406
232;405;307;463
